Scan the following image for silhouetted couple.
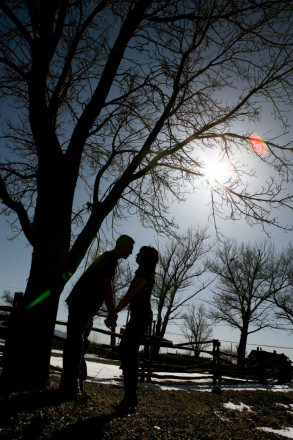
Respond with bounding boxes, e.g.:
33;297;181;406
60;234;160;413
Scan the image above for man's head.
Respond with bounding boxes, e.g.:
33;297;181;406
115;235;135;259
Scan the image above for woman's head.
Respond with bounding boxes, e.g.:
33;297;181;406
136;246;160;276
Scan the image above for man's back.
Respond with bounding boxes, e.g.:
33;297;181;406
66;250;117;312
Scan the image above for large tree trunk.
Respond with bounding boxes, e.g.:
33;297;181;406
237;325;249;367
1;173;73;393
1;247;66;393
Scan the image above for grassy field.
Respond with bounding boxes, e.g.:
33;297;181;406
1;376;293;439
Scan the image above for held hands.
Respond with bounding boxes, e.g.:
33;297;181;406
104;310;118;329
104;317;115;328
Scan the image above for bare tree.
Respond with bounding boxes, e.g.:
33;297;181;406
181;303;213;358
1;291;14;307
0;291;13;319
273;244;293;327
151;226;212;357
208;240;291;366
0;1;293;391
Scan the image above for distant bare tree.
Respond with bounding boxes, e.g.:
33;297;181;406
273;244;293;328
208;240;290;366
0;291;13;317
151;227;213;357
181;303;213;358
1;291;13;307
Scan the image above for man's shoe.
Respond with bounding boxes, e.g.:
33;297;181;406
78;389;91;401
58;386;79;401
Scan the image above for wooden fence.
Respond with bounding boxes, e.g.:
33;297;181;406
0;299;292;391
140;338;292;390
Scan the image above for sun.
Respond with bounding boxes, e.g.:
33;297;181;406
203;155;235;186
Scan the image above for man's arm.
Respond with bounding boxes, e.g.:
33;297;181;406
104;276;117;319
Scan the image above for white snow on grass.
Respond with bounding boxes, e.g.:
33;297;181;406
50;355;122;380
223;402;252;412
257;427;293;438
153;371;210;378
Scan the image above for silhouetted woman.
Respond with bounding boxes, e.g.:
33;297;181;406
115;245;160;413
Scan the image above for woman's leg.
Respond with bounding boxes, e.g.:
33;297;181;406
119;318;147;408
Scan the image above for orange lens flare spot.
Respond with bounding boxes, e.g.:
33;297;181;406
249;134;267;156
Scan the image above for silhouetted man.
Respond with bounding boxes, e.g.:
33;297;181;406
60;235;134;399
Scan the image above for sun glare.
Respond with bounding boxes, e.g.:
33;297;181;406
203;155;235;186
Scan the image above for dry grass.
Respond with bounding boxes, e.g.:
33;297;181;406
1;376;293;439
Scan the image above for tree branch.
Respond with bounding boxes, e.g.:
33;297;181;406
0;174;34;245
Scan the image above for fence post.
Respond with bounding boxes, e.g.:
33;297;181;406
147;338;156;382
110;325;116;347
212;339;222;394
13;292;24;308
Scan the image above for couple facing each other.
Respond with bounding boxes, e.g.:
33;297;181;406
60;234;160;413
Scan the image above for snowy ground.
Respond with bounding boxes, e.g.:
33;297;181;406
51;350;293;439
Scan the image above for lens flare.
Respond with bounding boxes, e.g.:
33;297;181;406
249;134;267;156
26;290;51;310
62;271;73;281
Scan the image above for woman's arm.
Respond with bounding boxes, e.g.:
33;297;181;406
116;276;147;313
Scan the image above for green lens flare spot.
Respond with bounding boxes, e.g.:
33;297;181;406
26;290;52;310
62;271;73;281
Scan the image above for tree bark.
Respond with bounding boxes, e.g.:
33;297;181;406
237;325;249;367
1;249;65;392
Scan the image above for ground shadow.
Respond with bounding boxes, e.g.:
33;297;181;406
45;412;119;440
0;388;64;421
0;389;126;439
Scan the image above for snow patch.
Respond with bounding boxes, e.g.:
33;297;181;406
214;411;230;422
223;402;252;412
50;355;122;379
257;427;293;439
